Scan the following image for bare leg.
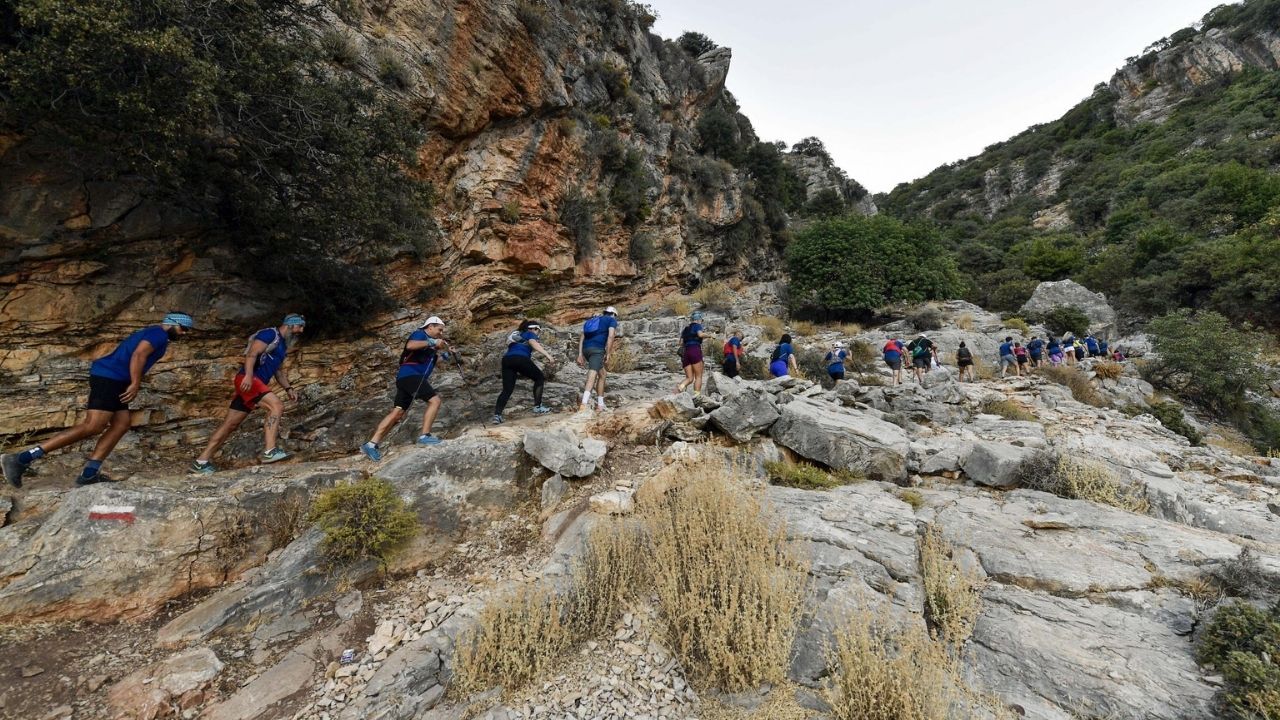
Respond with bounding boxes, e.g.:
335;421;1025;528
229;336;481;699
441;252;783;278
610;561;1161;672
677;364;693;392
38;411;113;453
370;407;406;445
197;410;249;462
420;396;442;435
88;410;133;461
259;392;284;451
692;361;705;393
581;369;598;408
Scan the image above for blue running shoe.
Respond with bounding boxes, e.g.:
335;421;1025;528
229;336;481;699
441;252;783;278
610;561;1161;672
492;415;504;424
531;405;552;415
262;447;290;463
189;460;216;475
416;434;442;445
361;442;382;462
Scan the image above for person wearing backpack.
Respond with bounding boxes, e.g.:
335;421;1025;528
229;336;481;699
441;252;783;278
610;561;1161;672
1027;336;1045;368
1014;341;1029;375
722;330;745;378
906;334;934;383
998;336;1017;378
357;316;452;462
492;320;558;424
576;306;618;412
2;312;194;488
191;314;306;473
1047;336;1064;366
676;312;708;395
1098;338;1110;358
825;341;849;383
1085;334;1100;358
955;341;975;382
769;333;798;378
882;337;905;385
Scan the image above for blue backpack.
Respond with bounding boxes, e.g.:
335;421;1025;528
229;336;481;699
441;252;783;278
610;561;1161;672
583;316;603;334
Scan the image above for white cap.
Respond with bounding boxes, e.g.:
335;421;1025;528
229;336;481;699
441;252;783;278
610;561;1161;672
421;316;445;328
605;306;618;315
833;341;845;348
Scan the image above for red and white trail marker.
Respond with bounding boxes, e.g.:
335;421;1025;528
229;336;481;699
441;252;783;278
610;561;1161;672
88;505;136;523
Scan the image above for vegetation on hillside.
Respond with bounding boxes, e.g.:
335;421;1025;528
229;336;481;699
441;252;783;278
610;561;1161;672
0;0;434;333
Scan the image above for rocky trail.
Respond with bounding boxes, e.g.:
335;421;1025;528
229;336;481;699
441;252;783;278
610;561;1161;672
2;293;1279;720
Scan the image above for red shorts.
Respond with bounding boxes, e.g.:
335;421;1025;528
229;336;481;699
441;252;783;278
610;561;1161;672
230;373;272;413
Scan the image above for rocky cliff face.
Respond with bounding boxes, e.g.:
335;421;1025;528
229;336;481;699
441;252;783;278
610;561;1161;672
0;0;868;442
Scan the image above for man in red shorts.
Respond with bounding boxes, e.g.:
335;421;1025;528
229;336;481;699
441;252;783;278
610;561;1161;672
190;314;306;473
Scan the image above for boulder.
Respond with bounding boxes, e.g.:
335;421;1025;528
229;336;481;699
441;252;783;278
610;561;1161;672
961;441;1038;489
523;428;608;478
708;384;781;442
589;489;635;515
650;393;701;421
769;398;910;481
106;646;223;720
205;638;322;720
1020;280;1118;337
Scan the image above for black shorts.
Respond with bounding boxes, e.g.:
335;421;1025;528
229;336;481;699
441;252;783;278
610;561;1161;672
1017;356;1028;365
828;370;845;381
87;375;130;413
958;359;973;368
723;358;739;378
394;375;437;409
912;356;930;369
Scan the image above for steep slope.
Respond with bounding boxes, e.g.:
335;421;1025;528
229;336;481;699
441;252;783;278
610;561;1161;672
879;0;1280;325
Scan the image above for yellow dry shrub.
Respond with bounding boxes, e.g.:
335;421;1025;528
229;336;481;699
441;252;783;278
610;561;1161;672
568;518;647;639
753;315;786;340
642;458;807;691
692;281;734;312
918;526;983;650
1093;361;1124;380
792;320;819;337
955;313;974;331
838;322;863;335
666;296;692;316
452;583;571;694
1054;456;1149;514
605;339;638;373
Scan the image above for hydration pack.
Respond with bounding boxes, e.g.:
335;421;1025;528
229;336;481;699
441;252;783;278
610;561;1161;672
583;316;603;334
244;329;281;367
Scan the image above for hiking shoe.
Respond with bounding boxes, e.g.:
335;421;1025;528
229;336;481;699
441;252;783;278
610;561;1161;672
531;405;552;415
1;453;26;488
76;471;115;486
360;442;382;462
416;434;442;446
189;460;216;475
261;448;290;463
492;415;504;425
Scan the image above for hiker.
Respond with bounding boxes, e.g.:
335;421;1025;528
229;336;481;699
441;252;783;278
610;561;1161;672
998;336;1018;378
1074;337;1088;363
492;320;557;424
722;330;745;378
2;312;194;487
676;311;707;395
577;306;619;412
1062;335;1077;366
769;333;799;378
1111;347;1126;362
1014;341;1029;374
1085;334;1100;358
956;341;975;382
1027;336;1045;368
191;314;306;473
825;341;848;383
882;337;905;385
906;335;934;383
1098;338;1110;358
358;316;451;462
1047;336;1064;366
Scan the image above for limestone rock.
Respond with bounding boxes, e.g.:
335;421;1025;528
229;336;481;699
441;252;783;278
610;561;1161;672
707;383;781;442
523;428;607;478
589;489;635;515
770;398;909;481
106;646;223;720
961;441;1038;489
1020;280;1118;337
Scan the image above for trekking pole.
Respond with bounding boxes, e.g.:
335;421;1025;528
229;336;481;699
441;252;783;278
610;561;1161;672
450;351;487;429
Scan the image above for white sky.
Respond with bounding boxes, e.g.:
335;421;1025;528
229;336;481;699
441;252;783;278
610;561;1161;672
647;0;1224;193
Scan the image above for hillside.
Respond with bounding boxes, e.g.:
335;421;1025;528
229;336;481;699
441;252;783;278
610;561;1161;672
879;0;1280;327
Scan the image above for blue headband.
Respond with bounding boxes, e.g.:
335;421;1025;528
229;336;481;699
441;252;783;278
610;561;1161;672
282;314;306;327
163;312;194;329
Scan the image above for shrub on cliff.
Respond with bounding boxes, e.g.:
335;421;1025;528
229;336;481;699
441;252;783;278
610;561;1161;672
786;215;963;318
308;477;418;567
677;31;717;57
1195;600;1280;720
1027;306;1090;336
0;0;433;333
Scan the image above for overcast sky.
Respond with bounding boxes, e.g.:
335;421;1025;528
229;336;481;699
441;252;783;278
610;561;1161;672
647;0;1224;193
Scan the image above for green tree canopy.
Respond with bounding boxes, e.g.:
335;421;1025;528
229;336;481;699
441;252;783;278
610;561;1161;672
786;215;963;316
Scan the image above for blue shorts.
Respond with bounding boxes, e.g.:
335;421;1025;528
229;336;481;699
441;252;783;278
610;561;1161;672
769;359;788;378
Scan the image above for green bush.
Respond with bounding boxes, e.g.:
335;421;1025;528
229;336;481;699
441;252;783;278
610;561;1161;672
608;149;654;227
1195;601;1280;720
801;188;846;218
1029;306;1090;336
560;187;598;261
764;460;860;490
372;46;411;89
677;31;716;57
319;29;359;66
908;306;943;331
515;0;548;33
786;216;963;317
308;477;419;567
1148;400;1203;445
1147;310;1266;415
0;0;433;334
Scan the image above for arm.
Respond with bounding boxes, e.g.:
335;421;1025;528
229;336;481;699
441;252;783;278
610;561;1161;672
274;368;297;402
241;339;267;393
120;340;153;402
605;327;617;356
577;334;585;366
529;339;556;364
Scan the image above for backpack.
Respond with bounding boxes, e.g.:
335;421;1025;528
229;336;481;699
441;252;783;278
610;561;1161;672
245;329;281;366
911;341;930;359
957;347;972;361
507;329;529;346
770;345;783;362
883;340;900;355
680;324;696;344
583;316;603;334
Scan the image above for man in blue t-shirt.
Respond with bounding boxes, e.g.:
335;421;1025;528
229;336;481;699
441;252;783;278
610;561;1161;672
825;341;849;383
998;336;1017;378
360;315;453;461
1027;337;1045;368
576;306;619;412
2;312;194;487
191;314;306;473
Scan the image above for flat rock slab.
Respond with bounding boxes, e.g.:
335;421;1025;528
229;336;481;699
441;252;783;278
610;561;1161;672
769;398;909;481
205;639;320;720
522;428;607;478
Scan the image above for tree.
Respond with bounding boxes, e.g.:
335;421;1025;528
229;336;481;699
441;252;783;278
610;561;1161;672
801;188;845;219
786;215;963;317
677;31;716;57
1147;310;1267;414
695;105;741;162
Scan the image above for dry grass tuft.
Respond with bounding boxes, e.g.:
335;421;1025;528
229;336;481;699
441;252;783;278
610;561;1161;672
764;460;862;490
606;340;638;373
453;583;571;694
791;320;820;337
919;526;983;650
1019;453;1149;513
1092;361;1124;380
954;313;974;331
643;459;807;691
665;296;692;316
837;322;863;335
981;398;1036;422
898;489;925;510
752;314;786;340
1039;365;1106;407
569;518;647;638
692;281;734;312
446;318;482;348
1002;317;1031;336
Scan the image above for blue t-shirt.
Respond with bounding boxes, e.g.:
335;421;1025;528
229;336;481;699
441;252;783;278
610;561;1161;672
505;331;538;359
397;329;438;379
825;350;847;372
1086;337;1099;353
999;342;1014;357
1028;339;1044;356
90;326;170;382
682;323;704;347
583;316;618;350
776;342;793;361
1048;340;1061;353
246;328;287;383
